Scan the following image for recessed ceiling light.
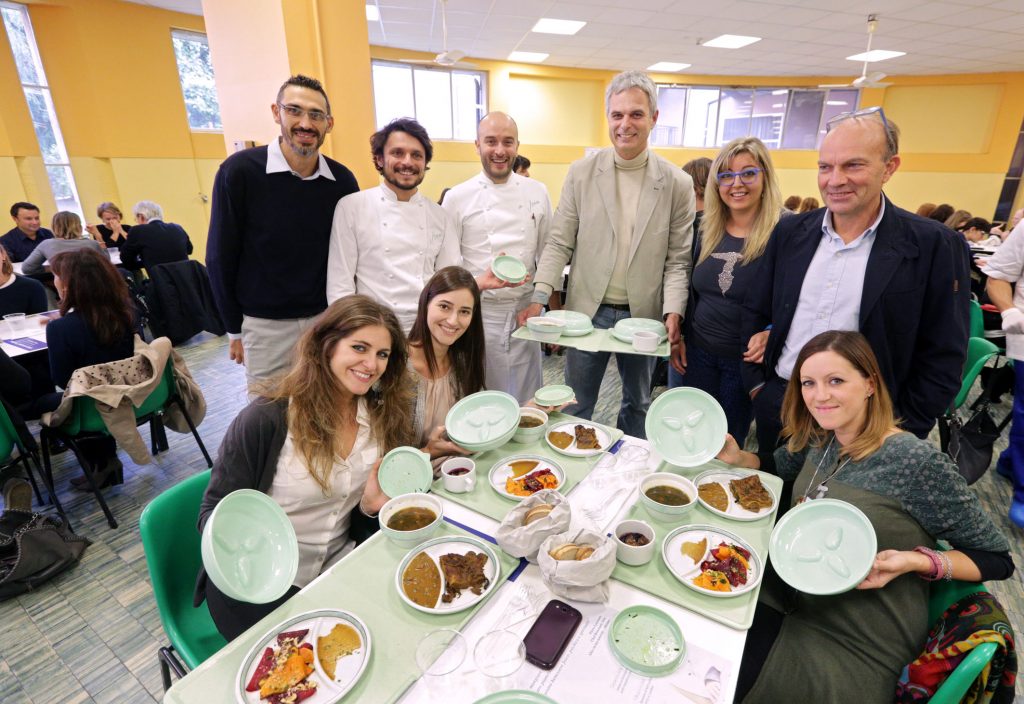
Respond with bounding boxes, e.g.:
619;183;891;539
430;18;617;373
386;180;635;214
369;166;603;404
846;49;905;62
647;62;691;72
826;100;849;106
532;18;586;35
702;34;761;49
509;51;549;63
365;4;379;22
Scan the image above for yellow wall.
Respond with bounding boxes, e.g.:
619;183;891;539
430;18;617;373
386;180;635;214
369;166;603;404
371;46;1024;219
0;0;224;254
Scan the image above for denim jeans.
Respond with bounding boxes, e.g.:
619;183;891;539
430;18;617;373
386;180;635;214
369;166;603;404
997;362;1024;503
564;305;655;439
668;341;753;446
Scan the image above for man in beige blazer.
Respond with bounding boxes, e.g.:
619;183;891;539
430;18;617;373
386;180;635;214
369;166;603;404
518;71;694;438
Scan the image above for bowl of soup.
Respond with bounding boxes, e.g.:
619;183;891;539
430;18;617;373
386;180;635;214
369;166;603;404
379;492;443;548
512;407;549;444
525;316;565;343
638;473;697;522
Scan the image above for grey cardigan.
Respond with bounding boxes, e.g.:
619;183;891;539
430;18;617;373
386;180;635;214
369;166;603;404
20;237;107;275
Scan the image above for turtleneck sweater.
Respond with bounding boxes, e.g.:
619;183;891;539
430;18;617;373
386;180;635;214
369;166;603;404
604;149;648;305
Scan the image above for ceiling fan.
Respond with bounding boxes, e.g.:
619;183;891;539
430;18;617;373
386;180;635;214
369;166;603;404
399;0;478;70
819;15;893;89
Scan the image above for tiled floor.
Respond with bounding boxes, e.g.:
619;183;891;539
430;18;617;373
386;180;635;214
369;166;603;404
0;337;1020;703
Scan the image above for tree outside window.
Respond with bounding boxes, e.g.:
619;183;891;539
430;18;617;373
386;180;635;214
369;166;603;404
171;30;223;131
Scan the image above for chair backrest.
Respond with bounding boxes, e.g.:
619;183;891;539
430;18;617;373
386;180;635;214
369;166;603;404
953;337;999;410
60;358;173;435
969;300;984;339
0;402;19;462
925;579;999;704
139;470;226;668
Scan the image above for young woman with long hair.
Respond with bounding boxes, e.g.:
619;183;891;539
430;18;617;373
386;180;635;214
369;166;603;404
41;249;137;488
718;330;1013;702
669;136;783;445
21;211;107;276
406;266;486;460
198;294;414;640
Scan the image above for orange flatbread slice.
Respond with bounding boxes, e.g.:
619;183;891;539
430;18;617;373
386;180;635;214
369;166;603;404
402;551;441;609
681;537;707;563
317;623;361;680
698;482;729;512
548;431;573;449
510;460;539;477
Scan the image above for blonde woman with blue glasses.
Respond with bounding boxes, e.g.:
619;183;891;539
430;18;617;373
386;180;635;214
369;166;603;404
669;136;782;446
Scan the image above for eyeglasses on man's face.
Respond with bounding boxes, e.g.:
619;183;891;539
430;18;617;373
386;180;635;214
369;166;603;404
825;106;888;134
717;167;762;186
277;103;330;124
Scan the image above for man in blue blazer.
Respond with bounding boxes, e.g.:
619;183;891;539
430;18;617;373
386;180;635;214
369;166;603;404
742;109;969;469
120;200;193;273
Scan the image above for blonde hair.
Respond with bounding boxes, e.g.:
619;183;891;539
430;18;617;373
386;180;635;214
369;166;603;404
699;137;783;265
51;211;82;240
262;296;415;494
0;246;12;279
781;330;899;462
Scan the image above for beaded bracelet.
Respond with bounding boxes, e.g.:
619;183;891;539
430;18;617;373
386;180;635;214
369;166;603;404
913;546;943;581
937;550;953;582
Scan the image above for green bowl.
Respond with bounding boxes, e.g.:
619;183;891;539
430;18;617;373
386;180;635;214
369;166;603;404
542;310;593;336
378;446;433;498
492;255;528;284
769;498;877;595
645;388;728;467
200;489;298;604
533;384;575;407
446;391;520;449
611;317;667;343
379;492;444;548
638;472;698;522
608;605;685;676
512;407;549;443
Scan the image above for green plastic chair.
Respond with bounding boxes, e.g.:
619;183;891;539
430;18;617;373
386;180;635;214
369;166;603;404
0;401;64;520
969;300;984;340
926;580;1001;704
952;337;1000;411
140;469;226;691
41;362;212;528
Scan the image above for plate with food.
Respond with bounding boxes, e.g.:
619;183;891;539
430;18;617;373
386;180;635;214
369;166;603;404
544;420;612;457
662;525;763;598
235;609;371;704
694;469;776;521
396;535;501;615
488;454;565;500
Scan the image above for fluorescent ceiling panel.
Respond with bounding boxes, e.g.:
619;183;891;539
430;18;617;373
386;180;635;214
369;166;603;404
509;51;550;63
647;61;691;71
702;34;761;49
846;49;906;62
532;18;587;35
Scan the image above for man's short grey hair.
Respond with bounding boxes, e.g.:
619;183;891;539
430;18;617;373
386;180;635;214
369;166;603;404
132;200;163;221
605;70;658;116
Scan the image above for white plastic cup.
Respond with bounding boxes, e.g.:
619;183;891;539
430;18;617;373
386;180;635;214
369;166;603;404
633;330;660;353
614;519;656;566
441;457;476;493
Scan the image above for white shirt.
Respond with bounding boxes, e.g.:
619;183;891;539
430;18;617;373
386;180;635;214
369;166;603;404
265;136;336;181
327;185;464;331
981;220;1024;360
776;198;886;380
268;400;378;588
441;172;551;306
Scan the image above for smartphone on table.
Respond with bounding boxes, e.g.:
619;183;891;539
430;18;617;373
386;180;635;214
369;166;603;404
522;599;583;670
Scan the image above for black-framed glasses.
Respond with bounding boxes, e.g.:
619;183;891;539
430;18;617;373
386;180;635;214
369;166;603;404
825;106;888;134
717;167;762;186
277;103;329;124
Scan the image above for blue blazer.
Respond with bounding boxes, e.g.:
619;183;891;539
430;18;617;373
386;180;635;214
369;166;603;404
741;195;970;437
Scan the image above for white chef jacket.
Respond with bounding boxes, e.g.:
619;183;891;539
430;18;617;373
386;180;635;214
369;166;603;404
982;220;1024;361
443;172;552;401
327;185;487;331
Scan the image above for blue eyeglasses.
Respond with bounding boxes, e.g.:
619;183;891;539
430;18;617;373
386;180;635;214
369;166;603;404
717;167;762;186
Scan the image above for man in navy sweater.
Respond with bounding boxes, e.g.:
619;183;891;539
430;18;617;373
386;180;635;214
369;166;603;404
1;202;54;262
207;75;359;385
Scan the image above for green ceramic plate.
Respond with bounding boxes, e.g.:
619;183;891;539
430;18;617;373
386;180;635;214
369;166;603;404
488;454;565;500
492;255;528;284
544;420;613;457
694;468;777;521
394;535;501;614
542;310;594;336
200;489;298;604
473;691;558;704
446;390;520;446
769;498;877;595
533;384;575;407
645;388;728;467
378;446;433;498
608;605;685;677
662;523;763;598
611;317;667;344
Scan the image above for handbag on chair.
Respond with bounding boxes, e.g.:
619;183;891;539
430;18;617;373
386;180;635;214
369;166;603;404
0;509;90;601
942;401;1001;485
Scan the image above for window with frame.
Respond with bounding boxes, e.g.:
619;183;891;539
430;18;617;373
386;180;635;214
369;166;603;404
171;29;223;131
0;1;83;216
651;84;859;150
371;60;486;141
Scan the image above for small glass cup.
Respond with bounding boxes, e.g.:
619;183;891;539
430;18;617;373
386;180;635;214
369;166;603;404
474;629;525;678
416;628;468;677
3;312;26;336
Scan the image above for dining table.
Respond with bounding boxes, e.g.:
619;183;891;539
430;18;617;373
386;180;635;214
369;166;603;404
11;244;121;275
163;421;782;704
1;310;55;358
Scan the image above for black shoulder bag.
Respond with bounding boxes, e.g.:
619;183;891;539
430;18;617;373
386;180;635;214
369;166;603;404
943;401;1001;485
0;510;90;601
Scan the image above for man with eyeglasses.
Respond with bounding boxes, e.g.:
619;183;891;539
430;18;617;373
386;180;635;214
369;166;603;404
517;71;695;438
742;107;970;470
207;74;359;386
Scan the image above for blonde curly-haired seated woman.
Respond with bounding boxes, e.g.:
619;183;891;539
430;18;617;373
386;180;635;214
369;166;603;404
196;295;414;640
720;330;1013;703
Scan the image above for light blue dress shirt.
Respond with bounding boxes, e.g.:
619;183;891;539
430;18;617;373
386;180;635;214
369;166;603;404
775;198;886;380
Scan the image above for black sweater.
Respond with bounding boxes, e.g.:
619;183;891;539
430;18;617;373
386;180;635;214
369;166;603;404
0;275;47;317
205;146;359;333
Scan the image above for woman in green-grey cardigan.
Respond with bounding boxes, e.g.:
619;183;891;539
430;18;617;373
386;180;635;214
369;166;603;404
718;330;1013;703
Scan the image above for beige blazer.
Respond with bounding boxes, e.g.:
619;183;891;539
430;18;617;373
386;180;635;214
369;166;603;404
533;148;695;320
